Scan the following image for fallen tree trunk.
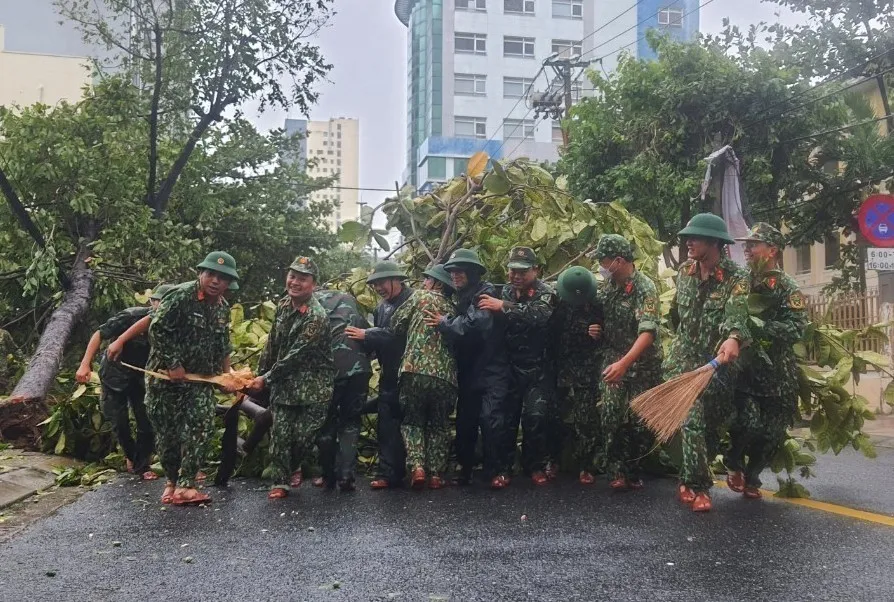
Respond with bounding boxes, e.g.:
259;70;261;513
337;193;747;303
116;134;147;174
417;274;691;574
0;240;95;448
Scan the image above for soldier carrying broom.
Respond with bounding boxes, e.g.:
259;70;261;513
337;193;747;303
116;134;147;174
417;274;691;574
664;214;751;513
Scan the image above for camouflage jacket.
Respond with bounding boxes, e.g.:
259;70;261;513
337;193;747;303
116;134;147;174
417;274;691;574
315;290;372;382
664;257;751;377
259;295;334;406
549;298;604;388
598;270;663;382
501;279;556;374
390;289;457;387
98;306;151;391
147;281;231;376
738;269;808;398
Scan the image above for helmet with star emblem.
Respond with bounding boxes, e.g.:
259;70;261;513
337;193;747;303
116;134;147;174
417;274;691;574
289;256;319;280
196;251;239;280
507;246;539;269
735;222;785;250
556;266;598;306
595;234;634;262
366;261;407;283
678;213;736;244
444;248;487;274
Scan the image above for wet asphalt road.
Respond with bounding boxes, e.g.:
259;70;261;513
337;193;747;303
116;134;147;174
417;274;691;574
1;451;893;602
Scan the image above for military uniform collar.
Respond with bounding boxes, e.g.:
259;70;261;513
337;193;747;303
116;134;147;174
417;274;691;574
513;279;542;300
687;260;726;283
196;282;224;305
607;271;637;295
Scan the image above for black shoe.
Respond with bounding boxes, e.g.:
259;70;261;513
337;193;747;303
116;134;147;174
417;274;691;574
338;479;356;492
452;468;473;486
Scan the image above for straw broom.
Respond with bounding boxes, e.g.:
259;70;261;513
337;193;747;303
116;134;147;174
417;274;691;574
630;358;721;443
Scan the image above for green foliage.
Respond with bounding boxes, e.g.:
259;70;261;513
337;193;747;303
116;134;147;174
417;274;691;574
39;375;115;461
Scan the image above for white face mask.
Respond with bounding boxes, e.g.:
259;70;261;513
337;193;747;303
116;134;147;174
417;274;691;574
598;259;618;281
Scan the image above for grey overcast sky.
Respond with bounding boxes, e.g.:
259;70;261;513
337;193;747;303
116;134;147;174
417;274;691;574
248;0;806;212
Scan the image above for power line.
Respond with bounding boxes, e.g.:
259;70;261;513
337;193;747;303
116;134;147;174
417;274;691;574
577;0;684;62
484;64;546;145
577;0;644;47
779;112;894;145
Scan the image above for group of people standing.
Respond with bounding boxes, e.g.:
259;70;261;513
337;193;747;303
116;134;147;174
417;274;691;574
76;212;806;512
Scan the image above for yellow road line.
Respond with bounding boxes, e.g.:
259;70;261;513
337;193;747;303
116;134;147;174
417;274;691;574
714;481;894;527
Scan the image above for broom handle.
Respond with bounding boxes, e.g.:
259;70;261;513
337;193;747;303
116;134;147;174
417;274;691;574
120;362;221;385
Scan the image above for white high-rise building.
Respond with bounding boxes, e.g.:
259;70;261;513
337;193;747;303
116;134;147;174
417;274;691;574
395;0;700;191
285;117;361;232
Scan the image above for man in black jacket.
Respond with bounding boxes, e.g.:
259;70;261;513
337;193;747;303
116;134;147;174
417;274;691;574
423;249;512;489
346;261;413;489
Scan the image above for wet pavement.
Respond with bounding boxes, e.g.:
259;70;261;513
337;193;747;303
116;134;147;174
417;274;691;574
1;449;893;601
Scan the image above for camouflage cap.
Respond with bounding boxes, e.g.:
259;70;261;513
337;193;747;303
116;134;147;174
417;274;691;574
594;234;634;262
735;222;785;249
288;256;319;279
507;246;538;269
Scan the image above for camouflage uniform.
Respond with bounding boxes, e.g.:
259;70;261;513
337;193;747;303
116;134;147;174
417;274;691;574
665;257;750;493
98;306;154;474
728;224;808;487
550;275;604;474
595;235;663;481
260;290;335;491
314;290;372;486
390;288;457;475
501;248;557;475
146;280;231;488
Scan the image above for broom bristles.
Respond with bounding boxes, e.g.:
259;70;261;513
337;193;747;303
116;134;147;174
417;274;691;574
630;359;720;443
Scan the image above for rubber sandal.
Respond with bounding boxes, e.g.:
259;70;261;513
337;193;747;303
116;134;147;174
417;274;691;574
370;479;390;490
490;475;510;490
609;477;628;490
171;490;212;506
161;482;176;504
531;471;549;486
578;471;595;485
290;470;303;488
312;476;326;488
141;471;159;481
691;492;712;512
726;471;745;493
268;487;288;499
678;485;696;504
627;479;644;490
743;486;762;499
411;467;426;489
428;476;445;490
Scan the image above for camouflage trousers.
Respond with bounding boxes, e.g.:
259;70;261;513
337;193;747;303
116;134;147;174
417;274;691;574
145;380;215;488
678;373;736;493
270;402;327;490
102;379;154;474
727;391;793;488
555;385;602;474
399;373;457;475
507;369;556;474
600;376;657;481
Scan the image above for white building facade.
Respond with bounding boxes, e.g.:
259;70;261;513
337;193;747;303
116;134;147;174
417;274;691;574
395;0;699;191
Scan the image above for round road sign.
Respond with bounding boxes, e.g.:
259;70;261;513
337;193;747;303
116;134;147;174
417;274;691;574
858;194;894;247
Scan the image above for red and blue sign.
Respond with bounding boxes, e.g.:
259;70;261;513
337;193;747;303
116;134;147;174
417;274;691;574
858;194;894;247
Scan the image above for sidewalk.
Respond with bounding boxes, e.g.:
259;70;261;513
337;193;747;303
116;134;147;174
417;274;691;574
863;413;894;449
0;450;81;509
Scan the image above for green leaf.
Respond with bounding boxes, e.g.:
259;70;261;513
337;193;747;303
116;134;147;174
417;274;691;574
482;171;510;195
372;232;390;252
71;384;87;400
54;432;66;455
832;356;853;384
338;221;370;244
530;217;548;242
853;350;889;368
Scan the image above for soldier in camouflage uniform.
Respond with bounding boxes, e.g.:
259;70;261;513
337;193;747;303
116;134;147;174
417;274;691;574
146;252;240;506
248;257;335;499
390;264;457;489
551;266;604;484
75;284;174;481
665;214;751;512
314;289;372;492
478;247;557;485
727;223;808;499
594;235;663;490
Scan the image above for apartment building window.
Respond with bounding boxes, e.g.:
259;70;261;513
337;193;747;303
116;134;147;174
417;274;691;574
504;36;535;58
337;141;341;148
658;7;684;28
503;77;535;98
337;123;342;130
552;0;582;19
428;157;447;179
455;73;487;96
456;0;486;10
504;0;535;14
825;233;840;268
503;118;536;139
552;39;582;57
796;245;812;274
456;32;487;54
455;116;487;139
552;122;563;143
571;82;582;102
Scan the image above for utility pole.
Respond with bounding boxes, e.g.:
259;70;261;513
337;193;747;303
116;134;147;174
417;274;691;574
532;54;590;149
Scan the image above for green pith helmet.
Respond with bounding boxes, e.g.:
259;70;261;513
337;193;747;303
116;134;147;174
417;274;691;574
366;261;407;283
507;246;538;269
196;251;239;280
150;284;174;301
556;266;598;305
677;213;736;244
288;256;319;280
423;264;454;291
444;248;486;272
228;280;240;291
735;222;785;250
595;234;634;262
